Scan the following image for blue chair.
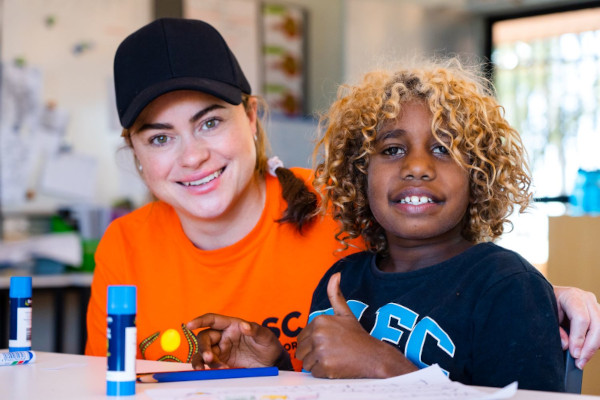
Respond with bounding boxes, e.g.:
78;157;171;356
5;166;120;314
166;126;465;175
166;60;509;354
564;351;583;394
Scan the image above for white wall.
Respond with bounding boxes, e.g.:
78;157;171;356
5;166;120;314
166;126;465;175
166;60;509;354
0;0;495;212
1;0;345;210
343;0;484;84
1;0;152;210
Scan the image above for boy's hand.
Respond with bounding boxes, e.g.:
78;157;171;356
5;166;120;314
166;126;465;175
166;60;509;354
296;272;417;378
186;314;284;370
554;286;600;369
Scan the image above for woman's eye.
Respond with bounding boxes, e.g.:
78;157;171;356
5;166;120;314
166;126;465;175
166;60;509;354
150;135;169;145
201;118;220;130
382;146;404;156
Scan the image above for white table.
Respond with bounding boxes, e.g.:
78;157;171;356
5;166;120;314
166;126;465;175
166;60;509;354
1;351;598;400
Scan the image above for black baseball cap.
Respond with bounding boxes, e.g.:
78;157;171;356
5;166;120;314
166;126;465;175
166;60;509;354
114;18;252;128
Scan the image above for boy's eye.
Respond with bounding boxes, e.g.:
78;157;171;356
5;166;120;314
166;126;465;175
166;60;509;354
433;145;449;155
150;135;169;145
382;146;404;156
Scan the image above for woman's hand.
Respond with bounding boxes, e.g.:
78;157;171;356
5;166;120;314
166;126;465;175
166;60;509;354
186;314;286;370
296;273;417;378
554;286;600;369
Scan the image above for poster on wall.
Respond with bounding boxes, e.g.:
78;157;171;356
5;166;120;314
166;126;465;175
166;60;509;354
261;3;307;117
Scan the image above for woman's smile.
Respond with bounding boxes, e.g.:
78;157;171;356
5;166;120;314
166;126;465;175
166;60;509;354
130;90;262;224
178;166;226;187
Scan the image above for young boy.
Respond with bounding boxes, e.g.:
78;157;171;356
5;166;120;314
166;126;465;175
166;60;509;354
297;58;564;391
187;58;571;392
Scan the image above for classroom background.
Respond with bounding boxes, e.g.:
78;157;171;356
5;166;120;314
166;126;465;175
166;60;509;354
1;0;599;394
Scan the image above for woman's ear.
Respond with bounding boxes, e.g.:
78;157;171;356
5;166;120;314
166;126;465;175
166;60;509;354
245;97;258;132
133;156;143;175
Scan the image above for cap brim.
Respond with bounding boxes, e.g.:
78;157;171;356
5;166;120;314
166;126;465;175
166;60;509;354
121;77;244;128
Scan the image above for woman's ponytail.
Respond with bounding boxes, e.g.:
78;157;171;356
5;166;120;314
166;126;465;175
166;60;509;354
268;157;317;233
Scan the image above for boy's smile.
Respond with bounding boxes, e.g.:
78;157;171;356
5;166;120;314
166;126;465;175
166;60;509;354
367;101;471;271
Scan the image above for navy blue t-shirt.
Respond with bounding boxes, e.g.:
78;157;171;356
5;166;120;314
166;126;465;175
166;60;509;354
308;243;565;392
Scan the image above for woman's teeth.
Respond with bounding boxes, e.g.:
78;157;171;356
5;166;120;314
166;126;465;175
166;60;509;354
400;196;433;205
182;168;223;186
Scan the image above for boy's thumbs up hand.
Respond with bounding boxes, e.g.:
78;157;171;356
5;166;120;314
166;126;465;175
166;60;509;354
297;271;418;379
327;272;353;317
297;272;378;378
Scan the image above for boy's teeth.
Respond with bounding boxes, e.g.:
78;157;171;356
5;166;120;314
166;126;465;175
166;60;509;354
183;169;223;186
400;196;433;205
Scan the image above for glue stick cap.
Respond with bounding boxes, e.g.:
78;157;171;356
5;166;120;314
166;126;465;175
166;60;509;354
107;285;136;315
10;276;32;298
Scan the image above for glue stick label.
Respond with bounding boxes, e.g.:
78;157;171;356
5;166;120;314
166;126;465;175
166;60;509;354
9;297;32;350
106;314;136;382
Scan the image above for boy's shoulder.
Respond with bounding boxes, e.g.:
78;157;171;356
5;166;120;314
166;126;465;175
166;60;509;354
321;251;373;278
466;242;547;283
311;251;374;304
337;250;373;267
472;242;536;269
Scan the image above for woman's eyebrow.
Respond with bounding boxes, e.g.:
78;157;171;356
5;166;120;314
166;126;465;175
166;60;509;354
136;122;173;133
189;104;226;123
135;104;227;133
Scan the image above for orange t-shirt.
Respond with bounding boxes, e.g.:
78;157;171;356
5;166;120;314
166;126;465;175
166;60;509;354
85;168;359;369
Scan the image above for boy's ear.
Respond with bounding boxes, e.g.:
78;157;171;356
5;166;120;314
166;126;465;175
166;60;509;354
469;192;476;205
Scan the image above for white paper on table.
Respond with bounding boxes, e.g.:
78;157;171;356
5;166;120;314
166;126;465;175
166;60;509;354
145;364;517;400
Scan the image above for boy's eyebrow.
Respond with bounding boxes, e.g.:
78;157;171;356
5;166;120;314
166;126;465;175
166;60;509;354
376;129;405;141
136;104;226;133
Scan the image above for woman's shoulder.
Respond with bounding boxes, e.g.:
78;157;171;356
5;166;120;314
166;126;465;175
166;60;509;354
288;167;314;186
104;201;176;235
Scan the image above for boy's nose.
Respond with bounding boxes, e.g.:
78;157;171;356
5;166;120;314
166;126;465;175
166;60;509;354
401;152;435;181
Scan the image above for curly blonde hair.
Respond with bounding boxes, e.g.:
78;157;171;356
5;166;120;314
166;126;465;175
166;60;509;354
313;58;532;254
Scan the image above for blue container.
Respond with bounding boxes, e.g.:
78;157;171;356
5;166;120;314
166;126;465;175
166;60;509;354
9;277;32;352
571;169;600;215
106;285;137;396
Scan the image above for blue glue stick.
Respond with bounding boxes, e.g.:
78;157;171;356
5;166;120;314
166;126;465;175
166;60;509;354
9;276;32;352
106;285;137;396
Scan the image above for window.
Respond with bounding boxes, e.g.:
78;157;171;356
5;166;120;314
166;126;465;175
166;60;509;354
489;6;600;269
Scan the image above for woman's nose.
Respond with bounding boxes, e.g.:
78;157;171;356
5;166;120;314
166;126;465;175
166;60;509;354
178;138;209;168
401;151;435;181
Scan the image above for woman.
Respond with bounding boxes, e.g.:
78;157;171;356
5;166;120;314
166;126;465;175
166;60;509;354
86;18;600;371
86;18;353;370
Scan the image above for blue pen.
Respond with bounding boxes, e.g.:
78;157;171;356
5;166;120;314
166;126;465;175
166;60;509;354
136;366;279;383
0;351;36;366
